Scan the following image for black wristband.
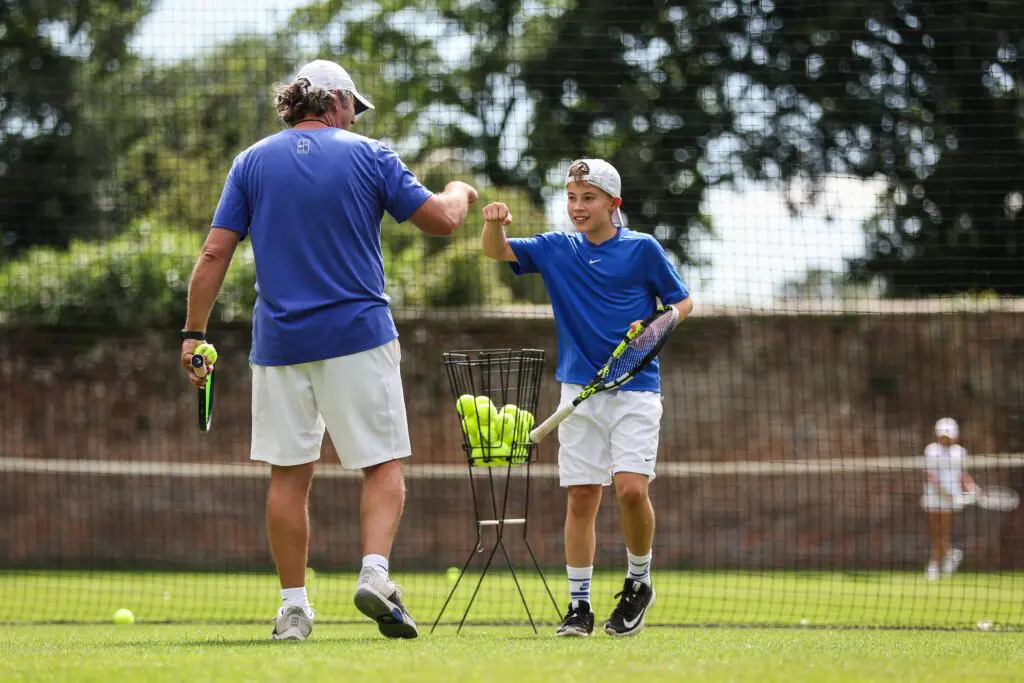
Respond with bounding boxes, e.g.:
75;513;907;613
181;330;206;341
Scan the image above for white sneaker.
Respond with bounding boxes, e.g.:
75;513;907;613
353;567;419;639
270;605;314;641
942;548;963;575
926;562;940;581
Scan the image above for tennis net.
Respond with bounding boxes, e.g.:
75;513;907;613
2;454;1021;629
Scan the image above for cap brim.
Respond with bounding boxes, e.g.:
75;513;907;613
352;91;374;115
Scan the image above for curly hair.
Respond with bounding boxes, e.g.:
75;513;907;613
567;159;591;182
273;78;337;126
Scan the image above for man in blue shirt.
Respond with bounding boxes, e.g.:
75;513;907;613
179;59;478;641
481;159;693;637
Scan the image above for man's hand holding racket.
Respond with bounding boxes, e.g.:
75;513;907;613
181;339;215;388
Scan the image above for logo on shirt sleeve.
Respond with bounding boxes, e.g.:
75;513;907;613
297;138;310;155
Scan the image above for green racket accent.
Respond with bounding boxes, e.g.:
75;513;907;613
197;370;214;432
192;347;216;433
530;305;680;443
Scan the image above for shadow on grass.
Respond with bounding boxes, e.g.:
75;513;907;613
105;629;545;650
107;636;379;649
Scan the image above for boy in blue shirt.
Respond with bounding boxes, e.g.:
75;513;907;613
481;159;693;636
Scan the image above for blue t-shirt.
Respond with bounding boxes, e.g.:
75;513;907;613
508;228;689;392
211;128;432;365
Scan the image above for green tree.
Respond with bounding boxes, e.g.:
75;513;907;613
0;0;154;259
515;0;1024;294
109;1;553;311
802;2;1024;296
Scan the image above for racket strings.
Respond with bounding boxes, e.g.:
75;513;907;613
607;310;676;380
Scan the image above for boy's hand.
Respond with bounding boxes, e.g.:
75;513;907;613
483;202;513;225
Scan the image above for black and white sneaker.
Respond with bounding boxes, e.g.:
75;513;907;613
604;579;655;636
555;601;595;637
353;567;419;639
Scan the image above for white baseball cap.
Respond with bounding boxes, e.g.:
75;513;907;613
295;59;374;115
566;158;624;226
935;417;959;440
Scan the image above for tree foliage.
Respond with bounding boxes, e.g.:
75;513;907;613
0;0;154;259
5;0;1022;299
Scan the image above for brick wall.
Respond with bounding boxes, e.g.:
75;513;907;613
2;310;1023;569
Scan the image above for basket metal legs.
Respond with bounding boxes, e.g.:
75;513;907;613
430;464;560;634
434;349;559;633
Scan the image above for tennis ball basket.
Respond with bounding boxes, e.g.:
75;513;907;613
443;348;545;467
433;348;559;633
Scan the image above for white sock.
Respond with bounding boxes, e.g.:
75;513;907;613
627;549;653;586
567;565;593;608
362;553;390;577
281;586;312;617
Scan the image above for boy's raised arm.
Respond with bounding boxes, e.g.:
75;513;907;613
481;202;518;262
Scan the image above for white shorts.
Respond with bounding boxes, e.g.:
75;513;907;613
557;383;663;487
250;339;411;469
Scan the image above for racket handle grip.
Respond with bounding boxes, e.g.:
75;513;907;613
191;354;208;378
530;402;576;443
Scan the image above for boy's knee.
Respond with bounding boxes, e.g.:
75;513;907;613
567;485;602;518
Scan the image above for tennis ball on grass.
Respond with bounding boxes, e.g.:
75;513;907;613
194;343;218;365
113;608;135;625
446;567;460;584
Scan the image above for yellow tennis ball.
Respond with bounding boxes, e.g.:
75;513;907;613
513;410;535;442
446;567;460;585
497;413;517;446
463;420;485;447
194;343;218;365
455;395;476;417
113;608;135;625
474;396;498;427
500;404;519;418
484;442;512;463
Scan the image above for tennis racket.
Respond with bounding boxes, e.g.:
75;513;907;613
191;354;215;432
922;486;1020;511
529;305;679;443
963;486;1019;511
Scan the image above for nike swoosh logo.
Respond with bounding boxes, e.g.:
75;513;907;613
589;258;601;264
622;611;645;629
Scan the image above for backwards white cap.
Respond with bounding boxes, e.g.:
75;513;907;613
295;60;374;115
935;417;959;440
566;159;624;227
